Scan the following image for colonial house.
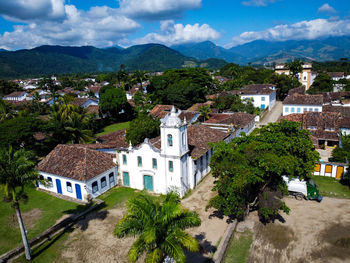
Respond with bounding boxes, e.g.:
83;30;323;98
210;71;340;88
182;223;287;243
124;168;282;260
87;85;101;99
280;111;350;148
327;72;346;82
117;107;230;196
37;144;118;201
150;104;200;124
70;98;99;108
203;112;255;137
239;84;276;111
282;94;323;116
275;63;316;90
3;91;27;101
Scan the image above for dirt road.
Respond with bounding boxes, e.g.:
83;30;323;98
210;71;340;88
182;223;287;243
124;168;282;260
182;174;230;262
258;101;282;127
241;197;350;263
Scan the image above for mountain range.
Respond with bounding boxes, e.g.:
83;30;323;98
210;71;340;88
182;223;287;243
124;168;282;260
0;36;349;78
0;44;226;78
172;36;350;64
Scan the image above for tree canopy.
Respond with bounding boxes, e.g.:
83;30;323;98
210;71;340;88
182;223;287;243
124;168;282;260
207;120;319;222
99;87;128;118
126;114;160;146
148;68;213;109
307;73;333;94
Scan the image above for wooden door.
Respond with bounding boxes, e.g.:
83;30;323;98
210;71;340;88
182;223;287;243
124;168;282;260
336;166;344;179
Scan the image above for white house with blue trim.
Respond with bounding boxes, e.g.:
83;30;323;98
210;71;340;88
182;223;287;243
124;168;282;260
239;84;276;111
37;144;117;201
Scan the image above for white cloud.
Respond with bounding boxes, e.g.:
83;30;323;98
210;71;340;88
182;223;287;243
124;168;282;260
228;18;350;47
318;3;336;14
241;0;277;7
0;0;66;22
134;20;220;46
118;0;202;20
0;5;140;50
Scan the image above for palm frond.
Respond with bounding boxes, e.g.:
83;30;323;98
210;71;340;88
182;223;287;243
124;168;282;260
145;248;164;263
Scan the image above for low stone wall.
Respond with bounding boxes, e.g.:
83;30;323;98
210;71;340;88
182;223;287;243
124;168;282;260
0;199;104;263
212;220;238;263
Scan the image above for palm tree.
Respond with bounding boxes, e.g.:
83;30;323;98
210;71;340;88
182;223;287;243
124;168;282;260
114;191;201;263
49;104;92;144
0;146;41;261
0;99;14;122
198;105;211;122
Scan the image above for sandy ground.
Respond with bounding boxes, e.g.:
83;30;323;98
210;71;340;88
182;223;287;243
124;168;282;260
237;197;350;263
61;206;137;263
182;174;230;262
60;174;229;263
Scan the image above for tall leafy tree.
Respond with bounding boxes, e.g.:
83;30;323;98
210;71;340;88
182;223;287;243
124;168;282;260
207;121;319;222
286;60;303;79
0;146;42;260
99;87;128;118
126;114;160;146
114;191;201;263
307;73;333;94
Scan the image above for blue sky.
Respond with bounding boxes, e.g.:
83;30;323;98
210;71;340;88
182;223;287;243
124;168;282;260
0;0;349;50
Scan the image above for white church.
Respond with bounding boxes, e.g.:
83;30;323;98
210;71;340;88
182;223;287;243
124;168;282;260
37;106;253;200
117;106;229;197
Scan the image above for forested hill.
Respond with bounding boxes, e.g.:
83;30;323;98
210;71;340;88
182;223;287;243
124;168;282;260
0;44;227;78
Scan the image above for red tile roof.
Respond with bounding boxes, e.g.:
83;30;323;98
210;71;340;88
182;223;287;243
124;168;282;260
37;144;116;181
327;72;344;78
149;105;173;119
205;112;255;128
4;91;26;97
241;84;276;95
187;125;228;159
150;104;199;122
96;129;129;149
88;86;101;93
86;105;99;115
283;94;323;105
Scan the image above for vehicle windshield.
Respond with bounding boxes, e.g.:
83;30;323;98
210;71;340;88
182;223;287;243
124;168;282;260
308;179;316;186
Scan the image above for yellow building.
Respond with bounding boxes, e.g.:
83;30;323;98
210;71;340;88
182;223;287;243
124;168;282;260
275;62;316;90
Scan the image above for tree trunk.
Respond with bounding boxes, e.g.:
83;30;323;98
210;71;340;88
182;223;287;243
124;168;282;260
15;206;31;261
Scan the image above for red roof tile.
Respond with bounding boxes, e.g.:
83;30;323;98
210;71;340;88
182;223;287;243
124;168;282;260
38;144;116;181
283;94;323;105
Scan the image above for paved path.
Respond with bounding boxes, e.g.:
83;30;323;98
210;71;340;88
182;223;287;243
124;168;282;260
257;101;282;127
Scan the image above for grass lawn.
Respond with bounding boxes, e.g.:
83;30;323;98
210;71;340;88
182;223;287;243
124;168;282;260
99;186;138;210
311;176;350;199
223;230;253;263
95;121;130;137
13;186;138;262
0;185;86;255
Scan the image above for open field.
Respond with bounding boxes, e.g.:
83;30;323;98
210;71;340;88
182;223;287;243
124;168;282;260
0;185;86;255
244;197;350;263
95;121;130;137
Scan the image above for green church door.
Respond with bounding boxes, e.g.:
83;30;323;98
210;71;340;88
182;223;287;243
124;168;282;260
123;172;130;187
144;175;153;191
